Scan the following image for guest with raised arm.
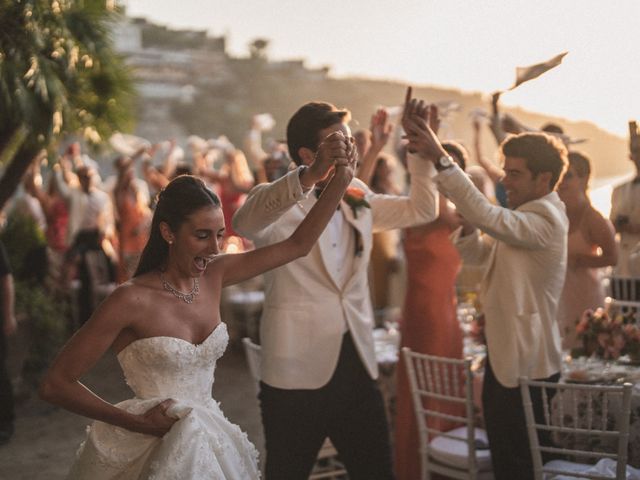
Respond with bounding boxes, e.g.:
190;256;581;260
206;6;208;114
232;92;438;480
403;92;568;480
356;108;394;184
38;132;355;479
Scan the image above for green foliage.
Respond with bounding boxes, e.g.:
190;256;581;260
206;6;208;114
0;211;46;281
15;280;68;385
0;0;135;156
1;212;68;384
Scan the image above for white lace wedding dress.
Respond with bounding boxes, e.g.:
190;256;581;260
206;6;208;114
67;323;260;479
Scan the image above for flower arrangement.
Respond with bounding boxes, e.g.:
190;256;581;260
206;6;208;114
575;307;640;361
343;187;370;219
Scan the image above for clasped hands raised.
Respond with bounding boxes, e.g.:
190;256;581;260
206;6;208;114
302;131;358;188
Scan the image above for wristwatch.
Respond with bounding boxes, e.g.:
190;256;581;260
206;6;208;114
435;154;454;171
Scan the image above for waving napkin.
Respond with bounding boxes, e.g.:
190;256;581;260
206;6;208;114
509;51;568;90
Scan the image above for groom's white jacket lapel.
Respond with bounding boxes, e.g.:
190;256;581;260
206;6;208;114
232;156;437;389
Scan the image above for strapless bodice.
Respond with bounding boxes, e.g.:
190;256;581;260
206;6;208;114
116;323;228;403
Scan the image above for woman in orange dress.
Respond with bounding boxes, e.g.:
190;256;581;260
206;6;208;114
395;141;466;480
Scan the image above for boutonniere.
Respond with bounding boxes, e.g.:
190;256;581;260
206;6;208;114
343;187;370;219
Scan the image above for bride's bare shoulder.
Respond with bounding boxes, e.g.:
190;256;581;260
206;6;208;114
106;273;161;308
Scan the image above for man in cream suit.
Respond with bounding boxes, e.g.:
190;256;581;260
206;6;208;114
233;100;438;479
403;99;568;480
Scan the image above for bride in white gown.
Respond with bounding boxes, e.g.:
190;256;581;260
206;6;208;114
39;133;355;480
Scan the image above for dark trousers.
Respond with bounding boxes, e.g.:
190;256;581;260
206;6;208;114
482;356;559;480
0;326;14;428
259;332;394;480
67;229;114;324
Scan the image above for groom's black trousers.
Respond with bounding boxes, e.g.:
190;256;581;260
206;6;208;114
259;331;395;480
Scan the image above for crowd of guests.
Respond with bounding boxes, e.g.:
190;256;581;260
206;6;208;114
6;124;290;315
1;90;640;479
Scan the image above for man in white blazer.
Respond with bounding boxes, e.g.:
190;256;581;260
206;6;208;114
403;101;568;480
233;100;438;479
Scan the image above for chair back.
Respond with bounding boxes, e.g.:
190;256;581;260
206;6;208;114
519;377;633;480
402;347;489;480
607;276;640;315
607;276;640;302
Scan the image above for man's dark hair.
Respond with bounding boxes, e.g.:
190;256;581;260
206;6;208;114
501;132;568;189
540;122;564;135
442;140;468;171
286;102;350;165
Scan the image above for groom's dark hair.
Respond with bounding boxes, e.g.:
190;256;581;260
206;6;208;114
286;102;350;166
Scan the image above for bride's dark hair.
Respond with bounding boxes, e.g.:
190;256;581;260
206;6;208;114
134;175;221;277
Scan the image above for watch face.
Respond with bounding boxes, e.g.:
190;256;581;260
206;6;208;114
439;155;453;168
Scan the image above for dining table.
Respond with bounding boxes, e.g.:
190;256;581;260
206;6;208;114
455;298;640;466
558;355;640;467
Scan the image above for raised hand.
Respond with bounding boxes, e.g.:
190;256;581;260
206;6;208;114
401;87;429;135
370;108;393;150
401;87;447;162
428;104;440;135
491;91;502;116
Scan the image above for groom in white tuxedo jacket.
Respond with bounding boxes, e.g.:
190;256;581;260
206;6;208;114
233;101;438;479
402;98;568;480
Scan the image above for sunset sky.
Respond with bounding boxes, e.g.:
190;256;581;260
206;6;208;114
124;0;640;139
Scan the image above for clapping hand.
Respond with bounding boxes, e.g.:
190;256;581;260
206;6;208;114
370;108;393;151
401;87;447;162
